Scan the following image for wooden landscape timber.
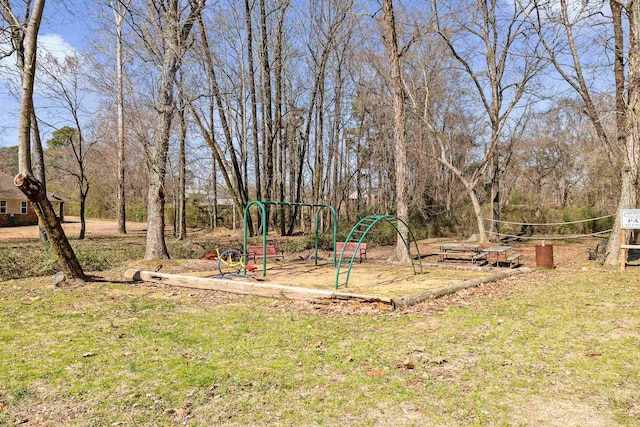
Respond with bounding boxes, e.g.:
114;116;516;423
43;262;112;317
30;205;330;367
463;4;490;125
125;267;532;311
124;269;395;310
393;267;532;309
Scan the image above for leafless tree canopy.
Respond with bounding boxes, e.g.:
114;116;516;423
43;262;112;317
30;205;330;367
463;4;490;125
1;0;637;264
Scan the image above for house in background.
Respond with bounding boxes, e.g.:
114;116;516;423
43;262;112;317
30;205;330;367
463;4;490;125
0;171;64;227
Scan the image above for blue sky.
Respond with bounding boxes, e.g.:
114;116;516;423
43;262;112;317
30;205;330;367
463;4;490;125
0;0;91;147
0;0;615;150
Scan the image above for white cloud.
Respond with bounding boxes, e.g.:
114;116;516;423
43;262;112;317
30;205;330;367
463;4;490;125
0;33;77;77
37;34;78;61
0;34;78;146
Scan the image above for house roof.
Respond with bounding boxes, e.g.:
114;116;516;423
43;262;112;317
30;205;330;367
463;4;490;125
0;171;25;200
0;171;66;202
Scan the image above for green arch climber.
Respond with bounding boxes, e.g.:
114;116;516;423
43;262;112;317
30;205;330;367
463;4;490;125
335;215;423;289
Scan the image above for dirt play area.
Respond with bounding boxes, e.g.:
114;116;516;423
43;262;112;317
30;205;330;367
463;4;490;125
193;246;510;289
125;238;581;310
243;259;492;296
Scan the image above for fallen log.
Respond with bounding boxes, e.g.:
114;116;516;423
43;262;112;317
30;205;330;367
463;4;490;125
392;267;531;309
124;269;394;310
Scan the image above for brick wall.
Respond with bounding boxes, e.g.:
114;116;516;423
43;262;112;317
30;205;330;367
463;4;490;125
0;202;38;226
15;203;38;225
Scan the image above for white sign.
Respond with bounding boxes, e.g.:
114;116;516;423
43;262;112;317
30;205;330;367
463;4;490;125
621;209;640;229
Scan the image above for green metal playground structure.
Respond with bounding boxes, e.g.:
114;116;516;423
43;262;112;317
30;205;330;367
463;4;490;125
334;215;423;290
242;202;423;290
243;201;338;276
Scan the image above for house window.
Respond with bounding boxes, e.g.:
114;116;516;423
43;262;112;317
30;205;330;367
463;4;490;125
0;200;6;214
21;201;27;214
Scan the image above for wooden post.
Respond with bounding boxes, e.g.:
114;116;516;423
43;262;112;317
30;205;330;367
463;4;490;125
620;228;627;271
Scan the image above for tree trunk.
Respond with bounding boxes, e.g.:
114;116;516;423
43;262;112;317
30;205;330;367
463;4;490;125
331;55;344;212
382;0;410;262
114;0;127;235
212;155;217;229
79;196;86;239
245;0;261;230
145;60;175;260
16;174;87;279
313;87;325;206
31;111;48;246
259;0;275;218
490;152;499;239
467;183;488;243
77;130;87;240
144;0;204;260
146;164;170;259
173;186;178;237
177;97;187;240
606;0;639;264
8;0;86;280
275;2;288;235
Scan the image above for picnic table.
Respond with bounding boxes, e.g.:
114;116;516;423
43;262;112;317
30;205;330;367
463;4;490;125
439;243;481;253
482;246;520;267
436;243;486;263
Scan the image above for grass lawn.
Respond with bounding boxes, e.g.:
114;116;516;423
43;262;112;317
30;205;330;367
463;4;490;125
1;260;639;425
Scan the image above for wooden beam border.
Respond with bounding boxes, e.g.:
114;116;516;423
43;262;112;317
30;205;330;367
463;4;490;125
124;266;532;311
124;269;395;310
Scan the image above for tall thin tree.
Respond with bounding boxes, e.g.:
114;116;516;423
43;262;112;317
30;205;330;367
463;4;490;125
111;0;128;234
382;0;410;262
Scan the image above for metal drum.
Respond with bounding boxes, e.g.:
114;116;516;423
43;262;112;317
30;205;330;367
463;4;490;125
535;245;554;269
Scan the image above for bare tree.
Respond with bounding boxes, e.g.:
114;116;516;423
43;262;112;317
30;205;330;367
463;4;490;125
111;0;129;234
1;0;86;279
259;0;275;211
176;76;187;240
185;12;253;235
433;0;543;241
532;0;639;264
244;0;262;231
382;0;410;261
45;126;93;239
39;53;95;239
287;0;351;234
124;0;205;259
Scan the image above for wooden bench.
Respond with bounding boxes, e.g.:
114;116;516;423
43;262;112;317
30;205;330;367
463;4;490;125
434;251;478;263
506;253;522;267
246;245;283;263
336;242;367;263
433;251;450;262
471;253;488;264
